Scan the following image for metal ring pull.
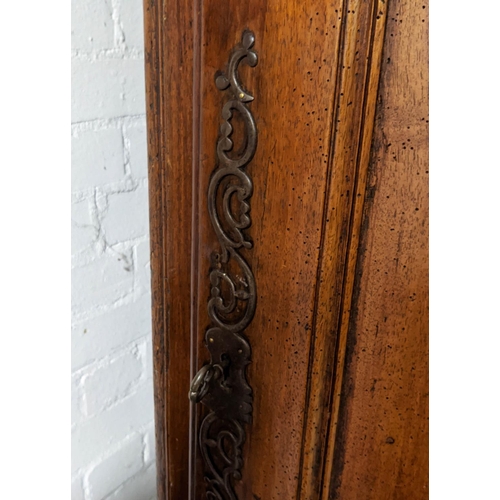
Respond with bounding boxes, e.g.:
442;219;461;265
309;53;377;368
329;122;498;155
189;364;214;403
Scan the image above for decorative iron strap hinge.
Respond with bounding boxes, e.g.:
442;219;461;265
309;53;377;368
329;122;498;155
189;30;258;500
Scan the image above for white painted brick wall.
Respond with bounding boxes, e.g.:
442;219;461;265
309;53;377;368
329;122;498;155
71;0;156;498
88;434;145;499
72;128;125;191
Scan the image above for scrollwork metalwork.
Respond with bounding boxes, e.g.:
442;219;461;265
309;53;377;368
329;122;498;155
189;30;258;500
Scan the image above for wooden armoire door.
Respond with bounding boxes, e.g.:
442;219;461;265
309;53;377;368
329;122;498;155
144;0;428;498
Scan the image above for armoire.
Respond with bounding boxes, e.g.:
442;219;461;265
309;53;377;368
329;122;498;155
143;0;428;498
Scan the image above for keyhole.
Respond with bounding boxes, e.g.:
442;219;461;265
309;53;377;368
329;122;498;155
220;353;231;382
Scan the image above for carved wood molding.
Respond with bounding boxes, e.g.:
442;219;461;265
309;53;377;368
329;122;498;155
297;1;389;498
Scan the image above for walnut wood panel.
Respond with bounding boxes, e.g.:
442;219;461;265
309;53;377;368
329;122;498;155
144;0;428;497
144;1;193;498
330;0;429;498
298;1;388;497
193;3;341;494
189;1;393;498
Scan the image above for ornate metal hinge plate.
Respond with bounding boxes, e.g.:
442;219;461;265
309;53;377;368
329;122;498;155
189;30;258;500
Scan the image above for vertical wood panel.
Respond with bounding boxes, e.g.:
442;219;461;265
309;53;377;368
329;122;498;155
298;1;388;497
191;0;395;498
143;1;166;496
144;0;194;498
145;0;428;496
331;0;429;497
194;1;346;497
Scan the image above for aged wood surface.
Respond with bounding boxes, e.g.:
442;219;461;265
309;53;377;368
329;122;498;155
298;0;388;497
144;0;194;498
190;0;394;498
144;0;428;497
193;0;333;494
330;0;429;498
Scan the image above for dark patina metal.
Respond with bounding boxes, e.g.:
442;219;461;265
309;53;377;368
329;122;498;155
189;30;258;500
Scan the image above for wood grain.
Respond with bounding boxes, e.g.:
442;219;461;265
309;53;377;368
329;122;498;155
143;0;194;498
298;1;388;497
144;0;428;497
193;2;347;497
330;0;429;497
189;1;395;498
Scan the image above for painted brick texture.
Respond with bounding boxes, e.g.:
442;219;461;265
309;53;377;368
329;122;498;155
71;0;156;498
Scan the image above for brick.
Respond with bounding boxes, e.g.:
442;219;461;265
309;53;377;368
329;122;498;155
72;198;96;255
71;249;134;314
83;350;143;416
71;294;151;370
71;0;155;493
72;59;146;122
101;186;149;244
71;0;114;51
72;128;125;191
72;383;153;474
105;463;157;500
144;335;154;381
71;476;86;500
120;0;145;49
125;123;147;179
87;434;144;499
72;374;85;427
134;240;151;294
143;422;156;465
